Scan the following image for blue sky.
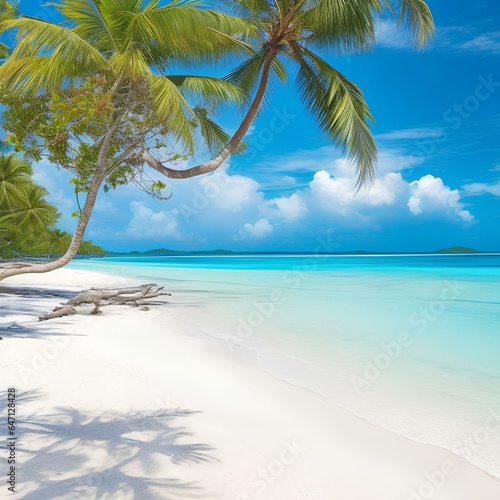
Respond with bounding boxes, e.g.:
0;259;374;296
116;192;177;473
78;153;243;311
16;0;500;252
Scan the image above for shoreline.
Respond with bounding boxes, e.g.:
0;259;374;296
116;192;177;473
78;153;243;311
2;268;500;499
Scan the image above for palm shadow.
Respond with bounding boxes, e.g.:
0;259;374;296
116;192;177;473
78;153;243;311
0;286;83;340
19;406;217;499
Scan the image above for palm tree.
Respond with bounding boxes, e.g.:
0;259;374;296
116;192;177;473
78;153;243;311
0;153;33;209
0;0;435;280
0;0;253;279
45;229;73;255
147;0;434;185
3;183;58;234
0;0;15;59
0;154;59;258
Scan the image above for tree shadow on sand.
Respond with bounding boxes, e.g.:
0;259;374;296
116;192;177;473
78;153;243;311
19;406;218;499
0;286;85;340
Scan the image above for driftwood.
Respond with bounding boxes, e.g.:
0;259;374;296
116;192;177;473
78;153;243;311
39;284;170;321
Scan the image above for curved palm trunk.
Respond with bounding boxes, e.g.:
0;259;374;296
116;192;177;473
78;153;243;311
0;129;116;281
143;51;276;179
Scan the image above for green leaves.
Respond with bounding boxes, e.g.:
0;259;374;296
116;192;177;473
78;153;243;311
0;17;108;93
291;45;376;187
167;75;249;109
0;154;32;205
214;0;433;187
398;0;435;49
225;49;286;94
0;0;252;175
0;153;105;258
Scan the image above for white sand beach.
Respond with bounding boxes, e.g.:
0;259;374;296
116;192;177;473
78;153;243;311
2;268;500;499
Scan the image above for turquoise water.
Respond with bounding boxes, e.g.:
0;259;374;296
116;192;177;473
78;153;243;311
68;254;500;477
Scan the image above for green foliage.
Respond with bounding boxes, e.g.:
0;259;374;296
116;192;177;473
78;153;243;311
0;0;250;206
433;247;479;255
77;239;107;255
0;154;106;258
221;0;435;186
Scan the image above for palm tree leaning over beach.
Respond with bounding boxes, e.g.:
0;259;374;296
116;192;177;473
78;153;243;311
0;0;434;280
0;0;252;279
144;0;434;187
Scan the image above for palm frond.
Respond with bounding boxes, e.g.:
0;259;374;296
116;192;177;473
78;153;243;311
204;0;272;18
150;75;196;152
0;41;8;58
109;45;151;77
0;17;107;93
225;49;286;94
5;184;57;233
193;106;247;154
303;0;378;53
397;0;435;48
167;75;249;110
54;0;118;53
124;3;256;66
0;154;33;207
290;43;376;186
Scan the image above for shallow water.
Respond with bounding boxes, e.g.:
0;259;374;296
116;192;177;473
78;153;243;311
68;254;500;478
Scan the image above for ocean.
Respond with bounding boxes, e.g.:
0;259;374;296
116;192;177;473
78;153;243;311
68;254;500;478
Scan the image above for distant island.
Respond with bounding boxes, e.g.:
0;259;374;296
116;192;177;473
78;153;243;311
105;246;487;257
433;246;479;254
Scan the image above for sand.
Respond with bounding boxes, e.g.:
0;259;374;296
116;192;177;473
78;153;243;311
1;268;500;499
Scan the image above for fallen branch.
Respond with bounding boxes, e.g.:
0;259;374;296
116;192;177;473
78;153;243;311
39;283;170;321
39;305;77;321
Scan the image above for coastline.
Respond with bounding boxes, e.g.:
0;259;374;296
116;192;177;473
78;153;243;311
2;268;500;499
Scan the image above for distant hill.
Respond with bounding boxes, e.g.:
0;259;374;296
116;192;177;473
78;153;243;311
118;248;236;256
432;247;479;254
110;246;486;257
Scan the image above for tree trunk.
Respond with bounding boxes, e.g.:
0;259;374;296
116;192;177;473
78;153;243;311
0;128;116;281
143;51;277;179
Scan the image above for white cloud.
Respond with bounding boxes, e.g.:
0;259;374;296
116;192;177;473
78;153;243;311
29;137;478;249
438;26;500;54
376;21;500;55
357;172;408;206
462;181;500;197
375;19;408;49
32;164;75;211
94;197;119;213
270;193;308;220
125;201;185;240
252;146;339;175
198;166;261;212
408;175;474;222
375;128;445;141
457;32;500;53
236;219;273;240
309;170;407;209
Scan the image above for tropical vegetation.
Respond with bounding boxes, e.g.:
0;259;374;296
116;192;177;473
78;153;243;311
0;0;434;280
0;154;105;259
